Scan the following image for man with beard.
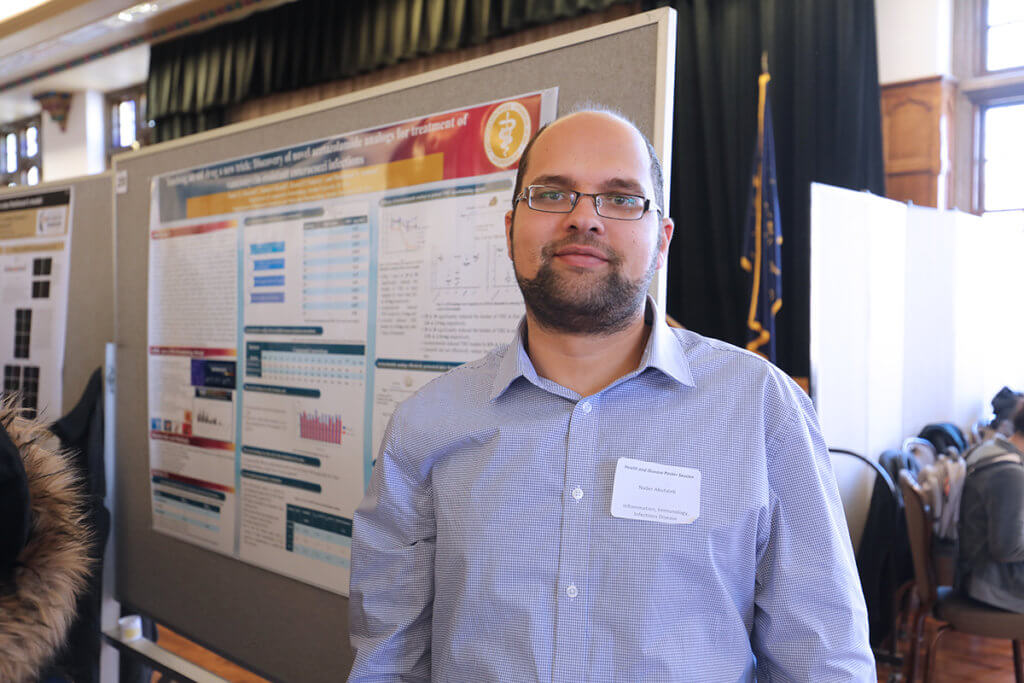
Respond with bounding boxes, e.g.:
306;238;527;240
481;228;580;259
347;110;874;681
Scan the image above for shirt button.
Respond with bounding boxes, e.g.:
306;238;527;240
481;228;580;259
566;584;578;598
580;401;592;414
571;487;584;501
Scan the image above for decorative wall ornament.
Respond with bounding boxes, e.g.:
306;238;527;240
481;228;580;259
33;92;72;132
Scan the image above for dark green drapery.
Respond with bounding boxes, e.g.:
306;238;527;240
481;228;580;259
147;0;630;141
659;0;885;376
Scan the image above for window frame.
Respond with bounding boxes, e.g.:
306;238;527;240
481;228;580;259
954;0;1024;214
0;114;42;187
981;0;1024;75
106;84;153;163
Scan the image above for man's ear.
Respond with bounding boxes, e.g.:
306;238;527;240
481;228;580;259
656;216;674;269
504;209;514;261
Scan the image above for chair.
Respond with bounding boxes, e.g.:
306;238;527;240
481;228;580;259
828;448;905;679
899;470;1024;682
903;437;937;468
829;447;896;497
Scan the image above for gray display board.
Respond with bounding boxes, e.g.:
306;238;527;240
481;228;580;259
0;174;113;416
112;9;675;681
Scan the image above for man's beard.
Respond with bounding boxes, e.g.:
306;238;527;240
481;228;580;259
513;233;657;335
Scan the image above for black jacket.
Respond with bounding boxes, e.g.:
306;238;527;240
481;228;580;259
857;449;920;647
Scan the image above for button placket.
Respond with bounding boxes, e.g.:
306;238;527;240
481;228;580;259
552;397;599;683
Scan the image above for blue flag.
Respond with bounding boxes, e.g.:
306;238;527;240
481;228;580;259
740;71;783;363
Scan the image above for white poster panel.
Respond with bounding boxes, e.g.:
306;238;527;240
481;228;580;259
0;188;73;421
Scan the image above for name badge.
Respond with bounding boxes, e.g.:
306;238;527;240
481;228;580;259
610;457;700;524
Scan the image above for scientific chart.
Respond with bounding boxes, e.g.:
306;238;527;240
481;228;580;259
148;91;556;593
0;188;72;421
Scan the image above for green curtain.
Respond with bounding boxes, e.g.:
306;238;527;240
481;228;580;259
148;0;629;142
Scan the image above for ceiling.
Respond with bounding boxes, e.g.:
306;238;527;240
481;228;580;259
0;0;281;121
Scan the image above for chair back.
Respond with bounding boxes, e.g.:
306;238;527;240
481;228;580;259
899;469;938;606
828;447;896;497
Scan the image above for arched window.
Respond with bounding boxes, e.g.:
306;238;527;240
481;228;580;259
0;115;42;186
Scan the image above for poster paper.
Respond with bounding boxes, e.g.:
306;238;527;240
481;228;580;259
0;188;73;421
147;91;556;593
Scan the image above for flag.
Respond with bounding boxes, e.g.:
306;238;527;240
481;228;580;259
740;66;783;363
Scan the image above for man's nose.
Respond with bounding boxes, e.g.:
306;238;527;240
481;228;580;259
563;194;605;233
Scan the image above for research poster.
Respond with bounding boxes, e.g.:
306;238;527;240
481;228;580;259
148;91;557;593
0;188;72;421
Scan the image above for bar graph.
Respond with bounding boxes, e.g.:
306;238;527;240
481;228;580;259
298;410;347;444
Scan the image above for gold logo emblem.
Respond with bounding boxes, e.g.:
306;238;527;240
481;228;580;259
484;102;531;168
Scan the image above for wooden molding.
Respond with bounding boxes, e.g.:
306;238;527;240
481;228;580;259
881;78;957;208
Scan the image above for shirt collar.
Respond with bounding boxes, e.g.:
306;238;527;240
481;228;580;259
640;295;695;389
489;295;694;401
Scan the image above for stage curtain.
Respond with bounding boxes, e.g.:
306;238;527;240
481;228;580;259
148;0;629;142
657;0;885;376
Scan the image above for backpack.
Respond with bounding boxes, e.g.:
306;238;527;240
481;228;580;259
918;422;968;456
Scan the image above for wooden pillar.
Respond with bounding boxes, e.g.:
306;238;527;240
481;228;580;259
880;76;957;209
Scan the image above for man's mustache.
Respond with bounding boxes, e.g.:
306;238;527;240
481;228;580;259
539;235;621;265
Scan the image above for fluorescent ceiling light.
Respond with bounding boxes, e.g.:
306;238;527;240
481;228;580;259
117;2;161;24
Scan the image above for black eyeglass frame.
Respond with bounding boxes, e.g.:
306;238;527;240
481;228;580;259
513;184;662;220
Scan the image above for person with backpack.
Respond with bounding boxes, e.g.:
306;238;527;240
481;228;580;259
958;398;1024;612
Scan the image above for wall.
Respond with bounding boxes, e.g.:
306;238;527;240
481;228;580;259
875;0;952;83
40;90;106;182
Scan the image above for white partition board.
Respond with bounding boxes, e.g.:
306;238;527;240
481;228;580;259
810;183;906;548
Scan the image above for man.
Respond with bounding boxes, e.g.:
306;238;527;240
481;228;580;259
959;398;1024;613
348;109;874;681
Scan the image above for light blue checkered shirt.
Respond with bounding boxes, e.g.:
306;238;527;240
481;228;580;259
348;299;874;682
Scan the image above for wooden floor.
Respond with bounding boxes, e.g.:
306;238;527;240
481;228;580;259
877;615;1019;682
156;618;1018;682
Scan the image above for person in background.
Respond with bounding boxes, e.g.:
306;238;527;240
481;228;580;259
0;402;92;682
958;398;1024;612
347;108;874;681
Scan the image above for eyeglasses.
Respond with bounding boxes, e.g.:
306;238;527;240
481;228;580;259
514;185;659;221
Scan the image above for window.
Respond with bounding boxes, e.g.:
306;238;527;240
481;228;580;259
107;84;153;162
956;1;1024;223
0;115;42;187
980;101;1024;223
985;0;1024;72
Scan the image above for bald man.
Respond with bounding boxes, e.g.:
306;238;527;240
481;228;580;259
347;109;874;681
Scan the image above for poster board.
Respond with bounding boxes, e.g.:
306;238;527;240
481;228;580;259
113;9;675;681
0;174;113;419
144;91;557;595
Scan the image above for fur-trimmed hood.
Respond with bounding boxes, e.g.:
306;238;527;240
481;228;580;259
0;406;92;683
